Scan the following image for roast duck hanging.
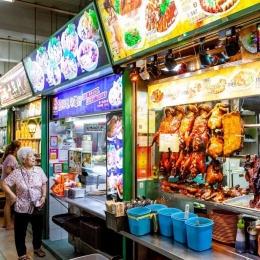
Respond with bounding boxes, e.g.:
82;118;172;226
152;102;246;203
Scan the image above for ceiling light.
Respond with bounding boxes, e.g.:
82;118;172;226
139;67;150;81
139;60;150;81
0;0;15;2
164;50;177;71
150;62;161;78
225;36;240;57
129;69;139;82
198;37;213;68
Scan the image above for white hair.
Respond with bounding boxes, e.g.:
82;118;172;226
17;147;33;163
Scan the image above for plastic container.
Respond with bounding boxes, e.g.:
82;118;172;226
126;207;151;236
157;208;181;237
145;204;168;232
185;217;214;251
171;212;198;243
70;254;109;260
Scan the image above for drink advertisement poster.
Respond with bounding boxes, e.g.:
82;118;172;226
106;114;123;200
97;0;260;63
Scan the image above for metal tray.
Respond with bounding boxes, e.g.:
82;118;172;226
223;194;260;212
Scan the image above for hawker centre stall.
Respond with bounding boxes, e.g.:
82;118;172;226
20;1;134;259
96;0;260;259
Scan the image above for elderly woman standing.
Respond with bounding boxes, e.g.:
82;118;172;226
1;147;48;260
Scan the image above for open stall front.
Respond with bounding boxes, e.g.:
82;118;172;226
96;0;260;259
19;1;128;258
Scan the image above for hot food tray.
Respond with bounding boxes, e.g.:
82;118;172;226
223;194;260;212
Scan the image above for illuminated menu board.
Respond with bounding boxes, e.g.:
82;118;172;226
23;2;111;95
0;62;32;107
97;0;260;63
52;74;122;119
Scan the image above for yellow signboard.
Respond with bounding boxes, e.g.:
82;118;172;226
148;59;260;109
97;0;260;63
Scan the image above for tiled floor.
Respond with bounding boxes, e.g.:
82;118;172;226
0;213;84;260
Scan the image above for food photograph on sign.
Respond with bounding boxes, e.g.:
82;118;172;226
97;0;259;62
23;3;109;94
148;59;260;109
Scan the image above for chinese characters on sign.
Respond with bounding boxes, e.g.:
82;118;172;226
52;74;122;119
0;62;32;107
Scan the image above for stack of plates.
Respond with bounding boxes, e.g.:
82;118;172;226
209;209;239;244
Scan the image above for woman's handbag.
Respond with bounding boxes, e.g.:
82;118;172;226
28;201;44;215
21;169;44;215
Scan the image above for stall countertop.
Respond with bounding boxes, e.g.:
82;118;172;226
50;192;106;220
120;231;259;260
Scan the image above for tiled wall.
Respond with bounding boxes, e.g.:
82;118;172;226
49;191;69;241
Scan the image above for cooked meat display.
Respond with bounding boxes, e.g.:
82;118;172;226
207;135;224;159
187;104;211;152
205;159;223;189
207;103;229;132
179;105;198;149
151;107;175;146
222;110;244;157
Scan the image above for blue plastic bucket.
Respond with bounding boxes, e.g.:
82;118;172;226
171;212;198;243
185;217;214;251
126;207;151;236
157;208;181;237
145;204;168;233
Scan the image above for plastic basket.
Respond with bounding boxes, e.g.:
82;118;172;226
126;207;151;236
64;216;91;237
105;211;129;232
171;212;198;243
185;217;214;251
80;218;106;249
70;254;109;260
52;213;78;228
209;209;239;244
157;208;181;237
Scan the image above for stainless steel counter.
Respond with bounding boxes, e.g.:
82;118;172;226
50;193;106;220
51;193;260;260
120;231;259;260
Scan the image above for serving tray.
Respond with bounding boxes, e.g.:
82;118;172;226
223;194;260;212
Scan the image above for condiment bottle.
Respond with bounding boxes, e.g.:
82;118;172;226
235;218;246;253
247;223;258;255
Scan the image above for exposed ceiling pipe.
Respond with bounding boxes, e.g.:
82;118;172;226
14;0;77;16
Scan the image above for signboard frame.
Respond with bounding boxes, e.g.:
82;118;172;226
23;2;113;96
51;73;122;120
0;62;33;108
96;1;260;65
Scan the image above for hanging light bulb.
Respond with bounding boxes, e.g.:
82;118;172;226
129;69;139;82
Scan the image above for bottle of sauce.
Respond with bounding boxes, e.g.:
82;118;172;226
235;218;246;253
247;223;258;255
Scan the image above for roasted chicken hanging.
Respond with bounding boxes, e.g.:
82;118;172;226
207;103;229;133
207;135;224;159
151;107;175;146
179;104;198;149
187;104;211;151
222;110;244;157
205;159;223;189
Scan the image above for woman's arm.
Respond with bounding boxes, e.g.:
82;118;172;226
5;166;13;175
38;182;47;208
1;180;16;204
